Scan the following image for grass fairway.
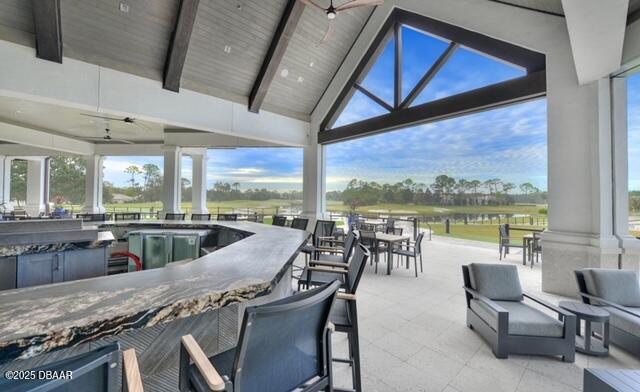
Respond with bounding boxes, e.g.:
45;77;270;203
326;201;545;216
426;222;546;243
97;199;302;213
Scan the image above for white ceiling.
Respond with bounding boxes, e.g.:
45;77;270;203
0;96;172;143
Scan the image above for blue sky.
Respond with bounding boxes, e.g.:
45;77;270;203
104;25;550;192
628;73;640;191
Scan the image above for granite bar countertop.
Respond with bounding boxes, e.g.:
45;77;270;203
0;230;115;258
0;221;309;362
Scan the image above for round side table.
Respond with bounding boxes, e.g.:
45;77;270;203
559;301;610;356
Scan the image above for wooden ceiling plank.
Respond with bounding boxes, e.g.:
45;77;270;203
248;0;306;113
163;0;200;92
32;0;62;63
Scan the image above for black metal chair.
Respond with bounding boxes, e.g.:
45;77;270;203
0;343;144;391
76;213;107;222
498;224;524;260
165;212;186;221
299;244;370;392
297;231;359;289
272;215;287;226
358;229;378;267
301;220;336;262
191;213;212;221
179;281;340;392
291;217;309;231
115;212;141;221
246;213;260;222
217;214;238;221
392;232;424;277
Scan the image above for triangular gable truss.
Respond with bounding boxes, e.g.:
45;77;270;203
319;8;546;144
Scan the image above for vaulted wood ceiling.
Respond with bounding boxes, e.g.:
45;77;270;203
0;0;372;121
489;0;640;18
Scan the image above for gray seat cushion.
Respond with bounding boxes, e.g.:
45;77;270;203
468;263;523;301
590;269;640;307
470;299;564;337
604;306;640;337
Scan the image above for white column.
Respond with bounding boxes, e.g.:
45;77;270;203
611;77;640;268
162;145;182;215
541;55;621;295
25;157;46;216
83;155;105;214
190;149;209;215
302;126;326;224
0;156;12;212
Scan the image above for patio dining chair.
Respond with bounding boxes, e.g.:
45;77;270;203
298;244;370;392
300;219;336;262
114;212;141;221
179;281;340;392
463;263;576;361
217;213;238;221
191;213;212;221
272;215;287;226
498;225;524;260
530;232;542;267
359;229;379;268
291;217;309;231
76;213;107;222
392;232;424;277
0;343;144;391
165;212;186;221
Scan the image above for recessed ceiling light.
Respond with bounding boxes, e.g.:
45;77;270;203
119;2;129;13
224;45;232;53
14;110;22;115
280;68;289;77
297;76;304;83
88;119;94;124
237;4;242;10
309;61;314;67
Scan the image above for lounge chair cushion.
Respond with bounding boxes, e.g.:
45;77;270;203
604;306;640;337
468;263;523;301
590;269;640;307
470;299;564;337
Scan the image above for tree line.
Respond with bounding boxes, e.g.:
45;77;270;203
326;176;546;207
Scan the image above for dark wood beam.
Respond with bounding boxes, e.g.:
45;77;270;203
248;0;305;113
400;42;458;109
32;0;63;63
353;84;394;112
163;0;200;92
318;71;546;144
394;23;402;109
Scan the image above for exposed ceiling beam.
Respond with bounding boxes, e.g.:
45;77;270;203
353;84;393;112
163;130;283;147
393;23;402;109
486;0;564;17
0;122;94;155
400;42;458;109
319;71;546;144
32;0;63;63
163;0;200;92
248;0;305;113
562;0;628;85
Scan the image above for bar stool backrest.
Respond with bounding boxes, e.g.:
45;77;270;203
272;215;287;226
231;281;340;392
76;213;107;222
414;232;425;255
0;343;121;391
313;220;335;246
341;230;359;262
115;212;140;221
346;244;370;293
165;213;186;221
190;213;212;221
217;214;238;221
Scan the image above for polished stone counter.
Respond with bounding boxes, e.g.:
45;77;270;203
0;230;115;258
0;221;309;363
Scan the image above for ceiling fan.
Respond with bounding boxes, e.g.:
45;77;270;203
299;0;383;44
80;128;135;144
80;113;151;131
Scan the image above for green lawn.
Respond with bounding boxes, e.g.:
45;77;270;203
326;201;545;216
425;222;546;243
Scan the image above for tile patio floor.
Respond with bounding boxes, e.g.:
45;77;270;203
299;235;640;392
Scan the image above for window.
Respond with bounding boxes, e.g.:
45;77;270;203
628;73;640;234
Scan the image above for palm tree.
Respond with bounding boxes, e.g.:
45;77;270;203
124;165;142;188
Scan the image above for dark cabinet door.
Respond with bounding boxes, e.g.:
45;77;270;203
63;248;108;281
16;252;63;288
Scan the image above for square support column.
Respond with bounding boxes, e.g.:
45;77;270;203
189;149;209;215
0;156;13;212
83;155;105;214
302;127;326;225
25;157;46;217
162;145;182;215
542;61;621;295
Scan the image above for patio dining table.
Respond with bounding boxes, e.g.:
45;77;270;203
375;231;411;275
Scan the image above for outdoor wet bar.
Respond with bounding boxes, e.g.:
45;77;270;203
0;220;308;390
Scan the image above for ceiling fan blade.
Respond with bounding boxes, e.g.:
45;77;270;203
79;136;135;144
318;19;336;45
81;113;126;122
133;121;152;132
298;0;326;11
335;0;383;12
110;138;135;144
